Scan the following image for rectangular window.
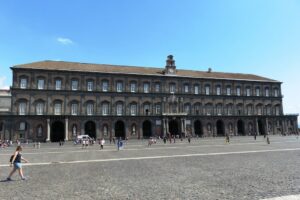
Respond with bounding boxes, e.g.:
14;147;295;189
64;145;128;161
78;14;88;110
130;83;136;92
246;88;251;96
87;104;93;115
37;79;44;90
205;86;210;95
170;84;175;93
117;82;123;92
216;86;221;95
36;103;44;115
184;85;189;93
130;104;137;116
184;105;190;113
236;87;241;96
20;78;27;89
71;104;78;115
144;83;150;93
256;88;260;96
55;80;62;90
54;103;62;115
194;85;199;94
19;102;26;115
155;104;161;114
71;80;78;91
265;88;269;97
19;122;26;131
102;104;109;115
117;104;123;116
87;81;93;91
226;87;231;95
102;81;108;92
155;83;160;92
274;89;279;97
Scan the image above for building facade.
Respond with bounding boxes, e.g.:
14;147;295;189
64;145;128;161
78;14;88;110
0;55;298;142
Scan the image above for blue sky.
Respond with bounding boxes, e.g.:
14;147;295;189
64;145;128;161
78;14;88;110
0;0;299;115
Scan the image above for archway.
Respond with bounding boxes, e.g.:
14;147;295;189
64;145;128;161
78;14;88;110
142;120;152;138
216;120;225;136
51;121;64;142
115;121;125;139
85;121;96;139
169;120;179;137
237;120;245;135
194;120;203;137
258;119;265;135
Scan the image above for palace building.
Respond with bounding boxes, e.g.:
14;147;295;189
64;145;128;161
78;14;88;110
0;55;298;142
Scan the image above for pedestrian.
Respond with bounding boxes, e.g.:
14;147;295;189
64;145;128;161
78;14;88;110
100;138;105;150
266;136;270;144
7;146;29;181
225;134;230;144
188;135;191;144
254;133;257;140
163;136;167;144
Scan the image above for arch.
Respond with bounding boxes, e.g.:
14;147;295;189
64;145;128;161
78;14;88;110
258;119;265;135
51;121;65;142
142;120;152;138
115;120;125;139
85;121;96;139
194;120;203;137
216;120;225;136
237;120;245;135
169;120;179;137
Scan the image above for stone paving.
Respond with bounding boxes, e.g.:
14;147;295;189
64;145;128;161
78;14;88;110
0;136;300;200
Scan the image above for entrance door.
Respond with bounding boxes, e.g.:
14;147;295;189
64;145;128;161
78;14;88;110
169;120;179;137
143;120;152;138
237;120;245;135
85;121;96;139
51;121;65;142
115;121;125;139
258;120;265;135
216;120;225;136
194;120;203;137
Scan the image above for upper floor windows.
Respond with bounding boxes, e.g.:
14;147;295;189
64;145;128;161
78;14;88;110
246;87;251;96
19;122;27;131
19;102;26;115
169;83;176;93
37;79;45;90
216;86;221;95
116;81;123;92
143;82;150;93
205;85;210;95
155;104;161;115
54;102;62;115
36;102;44;115
87;102;94;115
20;78;27;89
116;103;123;116
144;103;150;115
130;104;137;116
87;81;93;91
102;80;109;92
236;87;241;96
55;79;62;90
155;83;160;92
184;84;189;93
226;86;231;95
130;82;137;93
102;102;109;115
255;87;260;96
274;88;279;97
71;103;78;115
265;88;270;97
194;85;199;94
71;80;78;91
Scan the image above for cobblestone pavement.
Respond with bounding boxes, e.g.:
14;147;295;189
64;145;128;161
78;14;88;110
1;136;300;200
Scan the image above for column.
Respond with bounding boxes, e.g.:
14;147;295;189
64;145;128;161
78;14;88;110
163;118;167;137
46;118;50;142
266;118;269;135
184;118;187;136
166;119;169;134
65;118;68;141
256;118;259;135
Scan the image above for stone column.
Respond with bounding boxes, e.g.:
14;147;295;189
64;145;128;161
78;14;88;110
166;119;169;134
256;118;259;135
266;118;269;135
46;119;50;142
65;118;68;141
184;118;187;136
163;118;167;137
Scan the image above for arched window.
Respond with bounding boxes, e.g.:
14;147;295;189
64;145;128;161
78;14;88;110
54;101;62;115
144;82;150;93
130;81;137;92
87;102;94;115
102;80;109;92
144;103;150;115
55;78;62;90
71;79;79;91
37;78;45;90
116;102;123;116
205;104;212;115
116;81;123;92
265;87;270;97
184;84;189;93
20;77;28;89
246;104;253;115
216;104;222;115
19;102;27;115
102;102;109;115
216;85;221;95
184;103;191;114
205;85;210;95
36;102;44;115
71;102;78;115
236;86;241;96
130;103;137;116
255;87;260;96
194;84;199;94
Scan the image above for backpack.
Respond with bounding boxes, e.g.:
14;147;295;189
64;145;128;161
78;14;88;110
9;155;14;163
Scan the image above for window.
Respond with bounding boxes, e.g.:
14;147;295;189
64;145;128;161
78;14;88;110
87;103;94;115
155;104;161;114
216;86;221;95
169;83;176;93
144;83;150;93
19;122;26;131
275;105;280;115
266;105;271;115
103;125;108;137
71;103;78;115
194;85;199;94
102;80;109;92
184;84;189;93
184;104;190;114
130;104;137;116
36;102;44;115
226;87;231;95
236;87;241;96
194;104;200;115
247;105;252;115
20;78;27;89
102;103;109;115
226;104;233;115
71;80;78;91
205;104;212;115
246;87;251;96
55;79;62;90
144;104;150;115
130;82;136;92
274;89;279;97
265;88;269;97
116;81;123;92
256;87;260;96
217;104;222;115
37;125;43;137
117;103;123;116
155;83;160;92
205;85;210;95
19;102;26;115
37;79;44;89
87;81;93;91
54;103;62;115
257;105;262;115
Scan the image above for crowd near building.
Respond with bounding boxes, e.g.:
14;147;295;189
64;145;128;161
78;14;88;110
0;55;298;142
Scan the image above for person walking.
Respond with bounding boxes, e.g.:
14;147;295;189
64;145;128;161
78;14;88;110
188;135;191;144
7;146;29;181
100;138;105;150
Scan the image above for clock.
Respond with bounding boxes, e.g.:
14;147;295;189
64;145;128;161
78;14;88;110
168;68;174;73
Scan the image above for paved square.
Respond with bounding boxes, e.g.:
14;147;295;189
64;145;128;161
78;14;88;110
1;136;300;200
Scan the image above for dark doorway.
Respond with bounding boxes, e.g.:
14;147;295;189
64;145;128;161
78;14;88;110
51;121;64;142
85;121;96;139
216;120;225;136
169;120;179;137
194;120;203;137
258;120;265;135
115;121;125;139
143;120;152;138
237;120;245;135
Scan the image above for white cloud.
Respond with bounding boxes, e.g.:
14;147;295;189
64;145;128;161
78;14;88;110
57;37;74;45
0;76;9;89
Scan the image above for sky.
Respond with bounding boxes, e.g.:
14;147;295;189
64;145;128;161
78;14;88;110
0;0;299;116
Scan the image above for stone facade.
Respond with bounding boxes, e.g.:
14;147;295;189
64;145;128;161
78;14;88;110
0;56;298;142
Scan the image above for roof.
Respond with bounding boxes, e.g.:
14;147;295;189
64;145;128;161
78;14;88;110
12;60;279;82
